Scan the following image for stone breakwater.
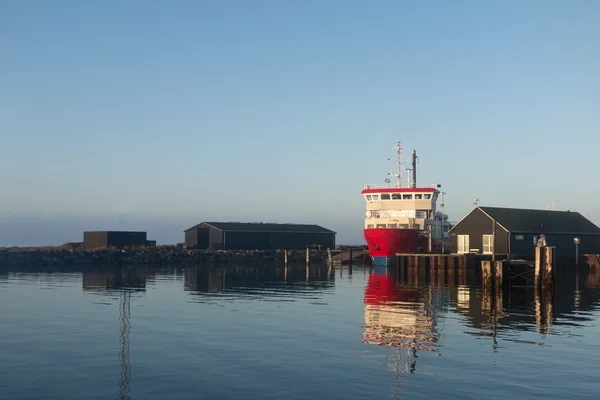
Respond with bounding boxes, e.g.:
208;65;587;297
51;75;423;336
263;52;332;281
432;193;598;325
0;248;330;267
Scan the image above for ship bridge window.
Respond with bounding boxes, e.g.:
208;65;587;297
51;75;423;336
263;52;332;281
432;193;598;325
381;193;390;200
415;194;422;200
376;224;386;228
372;195;379;200
391;193;402;200
403;194;412;200
366;195;372;200
424;194;432;199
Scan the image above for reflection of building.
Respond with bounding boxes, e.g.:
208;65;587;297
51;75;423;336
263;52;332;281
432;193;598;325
183;222;336;250
362;271;438;352
81;267;148;400
82;268;147;293
183;264;334;298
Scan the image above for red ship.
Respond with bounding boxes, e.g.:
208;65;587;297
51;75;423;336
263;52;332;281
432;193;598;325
362;142;450;265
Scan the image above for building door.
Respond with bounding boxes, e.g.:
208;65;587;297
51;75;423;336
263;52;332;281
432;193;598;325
197;228;209;249
457;235;469;253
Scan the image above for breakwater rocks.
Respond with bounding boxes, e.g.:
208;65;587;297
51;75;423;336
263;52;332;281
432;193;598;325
0;248;330;267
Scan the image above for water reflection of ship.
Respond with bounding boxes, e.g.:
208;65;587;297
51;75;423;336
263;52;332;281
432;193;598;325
183;263;334;297
82;267;148;400
362;268;439;352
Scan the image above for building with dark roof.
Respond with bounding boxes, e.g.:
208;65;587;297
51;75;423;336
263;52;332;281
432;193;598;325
183;222;336;250
449;206;600;258
83;231;152;250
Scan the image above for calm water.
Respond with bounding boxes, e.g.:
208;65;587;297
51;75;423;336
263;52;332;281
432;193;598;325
1;262;599;400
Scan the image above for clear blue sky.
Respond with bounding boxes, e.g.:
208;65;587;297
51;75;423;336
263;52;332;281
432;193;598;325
1;0;599;246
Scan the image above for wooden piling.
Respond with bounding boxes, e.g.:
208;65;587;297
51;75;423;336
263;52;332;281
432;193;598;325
543;246;554;289
284;249;288;266
535;246;555;289
348;247;353;267
494;260;503;292
306;247;310;266
535;246;542;287
481;260;492;311
481;261;492;288
327;248;332;266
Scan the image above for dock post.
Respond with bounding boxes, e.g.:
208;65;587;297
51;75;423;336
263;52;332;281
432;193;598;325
543;246;555;289
327;248;332;266
458;255;466;286
494;260;503;292
306;247;310;267
399;256;406;284
348;247;353;267
482;261;492;287
284;249;288;266
494;260;503;314
447;256;455;286
481;260;492;311
535;246;542;287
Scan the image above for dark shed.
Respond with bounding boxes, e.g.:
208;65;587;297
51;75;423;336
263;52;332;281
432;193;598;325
183;222;336;250
83;231;149;249
449;206;600;258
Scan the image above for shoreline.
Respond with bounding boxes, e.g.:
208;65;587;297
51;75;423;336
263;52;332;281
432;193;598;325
0;247;333;268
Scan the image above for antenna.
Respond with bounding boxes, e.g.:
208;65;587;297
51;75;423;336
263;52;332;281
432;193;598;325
393;141;404;188
473;197;480;206
405;168;412;187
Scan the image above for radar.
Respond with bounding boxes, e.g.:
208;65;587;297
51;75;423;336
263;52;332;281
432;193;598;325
384;178;390;183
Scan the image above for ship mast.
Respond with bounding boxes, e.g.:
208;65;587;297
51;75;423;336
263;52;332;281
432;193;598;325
412;150;418;188
394;141;404;188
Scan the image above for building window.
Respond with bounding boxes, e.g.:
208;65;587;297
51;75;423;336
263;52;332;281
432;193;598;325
483;235;493;254
415;194;422;199
381;193;390;200
391;193;402;200
457;235;469;253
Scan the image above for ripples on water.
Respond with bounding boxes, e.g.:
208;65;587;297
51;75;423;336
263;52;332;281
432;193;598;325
0;262;599;399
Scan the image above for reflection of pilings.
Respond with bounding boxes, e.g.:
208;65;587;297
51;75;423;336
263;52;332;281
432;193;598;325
535;286;554;334
458;256;466;286
118;290;131;400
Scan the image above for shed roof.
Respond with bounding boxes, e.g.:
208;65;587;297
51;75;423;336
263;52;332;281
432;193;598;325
184;222;336;234
476;206;600;234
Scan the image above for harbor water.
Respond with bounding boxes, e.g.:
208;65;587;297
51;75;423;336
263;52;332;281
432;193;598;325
0;262;599;399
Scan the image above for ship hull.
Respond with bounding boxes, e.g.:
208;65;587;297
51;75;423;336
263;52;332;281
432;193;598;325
364;228;447;265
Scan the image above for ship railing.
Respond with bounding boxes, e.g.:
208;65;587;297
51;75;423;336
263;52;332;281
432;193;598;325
363;184;397;189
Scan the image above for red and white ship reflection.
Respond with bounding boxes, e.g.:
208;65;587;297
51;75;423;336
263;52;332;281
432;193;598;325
362;269;439;352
